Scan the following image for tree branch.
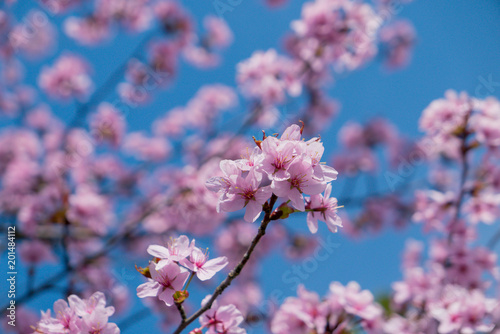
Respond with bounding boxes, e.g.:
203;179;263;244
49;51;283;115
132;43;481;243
175;302;187;321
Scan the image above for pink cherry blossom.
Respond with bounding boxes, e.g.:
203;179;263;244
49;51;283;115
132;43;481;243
180;247;228;281
271;157;326;211
420;90;471;137
64;15;111;45
330;281;380;320
137;260;190;306
305;184;342;233
198;297;247;334
38;54;93;101
18;240;56;264
9;11;56;59
147;235;195;262
464;192;500;224
68;291;115;318
260;136;296;181
290;0;378;70
271;285;328;334
219;169;272;223
237;49;302;105
90;102;126;147
67;186;114;235
204;16;233;48
78;309;120;334
33;292;119;334
379;20;416;69
123;132;172;162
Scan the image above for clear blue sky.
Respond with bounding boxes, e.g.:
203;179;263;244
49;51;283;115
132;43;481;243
3;0;500;333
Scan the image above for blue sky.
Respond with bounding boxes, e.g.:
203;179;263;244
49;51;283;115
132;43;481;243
3;0;500;332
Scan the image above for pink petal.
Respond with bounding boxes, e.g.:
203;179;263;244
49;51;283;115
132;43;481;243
307;213;319;234
147;245;170;259
137;281;161;298
244;200;263;222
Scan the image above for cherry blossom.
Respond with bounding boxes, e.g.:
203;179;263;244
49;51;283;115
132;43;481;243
198;297;247;334
137;260;190;306
180;247;228;281
38;54;93;101
305;184;342;233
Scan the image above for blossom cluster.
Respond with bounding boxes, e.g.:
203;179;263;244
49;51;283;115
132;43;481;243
137;235;228;306
206;124;342;233
415;91;500;230
386;237;500;334
32;292;120;334
420;90;500;159
190;297;247;334
288;0;379;73
329;118;416;235
271;283;384;333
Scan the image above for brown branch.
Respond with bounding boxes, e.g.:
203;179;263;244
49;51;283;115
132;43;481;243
172;194;278;334
175;302;187;321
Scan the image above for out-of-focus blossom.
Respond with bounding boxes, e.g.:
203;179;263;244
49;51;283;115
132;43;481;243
38;54;93;101
288;0;379;72
203;16;233;48
19;240;56;264
9;11;56;58
67;186;114;235
90;102;126;147
380;20;416;69
123;132;172;162
153;0;193;47
237;49;302;105
64;15;111;45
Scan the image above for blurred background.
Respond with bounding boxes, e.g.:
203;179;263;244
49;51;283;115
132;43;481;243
1;0;500;333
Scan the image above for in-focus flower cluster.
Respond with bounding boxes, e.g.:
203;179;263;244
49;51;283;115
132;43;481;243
137;235;228;306
32;292;120;334
206;124;341;233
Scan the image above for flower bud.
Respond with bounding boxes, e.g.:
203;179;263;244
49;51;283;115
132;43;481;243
173;290;189;303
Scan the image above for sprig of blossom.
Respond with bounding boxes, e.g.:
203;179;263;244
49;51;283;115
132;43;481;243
206;123;342;233
32;292;120;334
136;235;228;306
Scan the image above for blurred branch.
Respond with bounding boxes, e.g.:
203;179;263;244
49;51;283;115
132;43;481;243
448;113;471;244
0;201;161;311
